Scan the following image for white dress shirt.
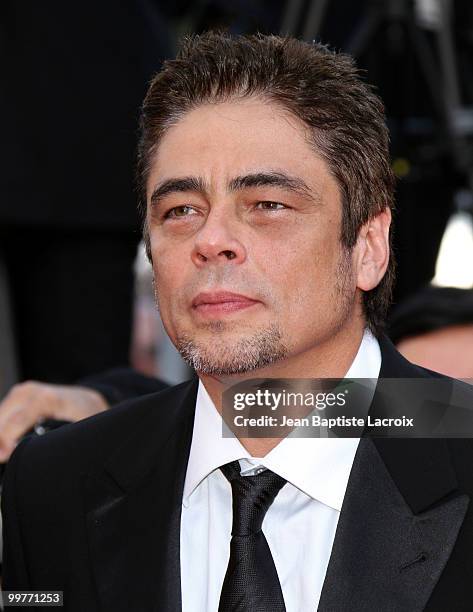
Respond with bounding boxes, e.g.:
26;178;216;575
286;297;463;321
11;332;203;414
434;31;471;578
180;330;381;612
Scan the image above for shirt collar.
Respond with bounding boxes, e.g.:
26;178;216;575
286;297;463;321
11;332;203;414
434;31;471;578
182;329;381;510
182;381;252;507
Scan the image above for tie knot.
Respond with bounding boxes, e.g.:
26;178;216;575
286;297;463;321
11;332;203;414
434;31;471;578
220;460;287;536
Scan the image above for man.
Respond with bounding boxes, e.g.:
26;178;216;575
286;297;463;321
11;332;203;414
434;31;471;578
2;32;473;612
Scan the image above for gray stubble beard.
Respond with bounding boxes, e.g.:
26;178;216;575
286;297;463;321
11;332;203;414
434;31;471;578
175;324;289;376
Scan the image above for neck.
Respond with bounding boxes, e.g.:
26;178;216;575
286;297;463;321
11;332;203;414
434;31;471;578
199;321;366;457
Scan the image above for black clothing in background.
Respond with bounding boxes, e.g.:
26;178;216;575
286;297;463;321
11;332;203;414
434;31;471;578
0;1;173;383
0;0;172;229
79;367;170;407
0;229;138;383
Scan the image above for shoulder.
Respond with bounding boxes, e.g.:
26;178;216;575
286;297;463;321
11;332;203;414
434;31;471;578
3;378;198;492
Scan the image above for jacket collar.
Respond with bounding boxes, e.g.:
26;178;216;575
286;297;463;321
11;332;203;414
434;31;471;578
84;378;199;612
318;336;468;611
374;335;457;514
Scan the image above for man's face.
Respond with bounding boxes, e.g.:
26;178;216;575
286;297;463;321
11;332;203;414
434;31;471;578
146;98;361;376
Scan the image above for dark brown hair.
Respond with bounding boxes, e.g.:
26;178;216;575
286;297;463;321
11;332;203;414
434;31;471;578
137;32;396;335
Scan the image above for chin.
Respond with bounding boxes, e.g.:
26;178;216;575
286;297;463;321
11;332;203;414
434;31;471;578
174;325;288;376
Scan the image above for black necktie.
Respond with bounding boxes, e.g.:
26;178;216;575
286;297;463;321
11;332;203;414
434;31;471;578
218;460;287;612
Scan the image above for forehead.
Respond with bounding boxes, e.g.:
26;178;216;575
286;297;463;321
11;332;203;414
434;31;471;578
147;97;336;196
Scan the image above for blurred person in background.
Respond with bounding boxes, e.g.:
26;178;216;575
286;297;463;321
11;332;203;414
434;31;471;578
389;285;473;379
0;368;169;465
0;0;173;393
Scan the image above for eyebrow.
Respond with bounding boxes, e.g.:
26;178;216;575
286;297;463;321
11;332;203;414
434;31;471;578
150;177;207;206
228;171;315;201
149;171;319;206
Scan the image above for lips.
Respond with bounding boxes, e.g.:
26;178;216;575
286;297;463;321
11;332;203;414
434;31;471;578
191;291;260;315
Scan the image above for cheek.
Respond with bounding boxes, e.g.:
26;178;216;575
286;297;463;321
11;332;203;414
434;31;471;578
275;246;347;324
151;252;183;319
150;231;187;284
273;232;338;288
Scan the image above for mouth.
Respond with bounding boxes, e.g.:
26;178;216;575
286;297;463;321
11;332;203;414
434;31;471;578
191;291;261;317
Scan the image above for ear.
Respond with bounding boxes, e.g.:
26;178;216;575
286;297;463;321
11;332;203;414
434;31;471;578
354;207;391;292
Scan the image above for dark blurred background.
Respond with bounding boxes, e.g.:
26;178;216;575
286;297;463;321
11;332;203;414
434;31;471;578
1;0;472;393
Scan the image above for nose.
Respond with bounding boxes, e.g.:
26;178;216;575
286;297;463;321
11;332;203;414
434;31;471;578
191;210;246;267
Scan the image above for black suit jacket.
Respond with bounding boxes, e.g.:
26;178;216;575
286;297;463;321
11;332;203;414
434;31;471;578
2;336;473;611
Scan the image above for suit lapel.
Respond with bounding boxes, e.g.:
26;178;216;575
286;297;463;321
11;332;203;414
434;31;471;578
318;437;468;612
319;337;470;612
84;378;198;612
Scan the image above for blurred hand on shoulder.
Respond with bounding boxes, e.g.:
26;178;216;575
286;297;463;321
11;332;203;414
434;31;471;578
0;381;108;462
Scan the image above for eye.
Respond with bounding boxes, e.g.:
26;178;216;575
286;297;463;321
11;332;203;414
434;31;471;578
255;201;287;211
164;205;197;219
